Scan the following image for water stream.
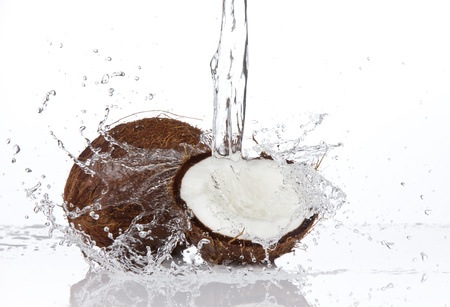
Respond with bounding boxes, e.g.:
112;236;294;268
211;0;248;158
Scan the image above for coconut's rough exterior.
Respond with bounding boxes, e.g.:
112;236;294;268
173;152;317;265
64;117;210;256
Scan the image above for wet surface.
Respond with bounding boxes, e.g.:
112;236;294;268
1;222;448;306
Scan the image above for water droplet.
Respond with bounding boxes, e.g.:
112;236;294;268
147;93;154;100
137;66;141;70
101;74;110;84
421;273;428;283
420;195;424;200
381;283;394;291
108;233;114;240
6;138;11;144
420;252;428;262
381;240;394;249
11;158;16;163
139;231;147;238
24;215;29;219
81;83;86;87
197;238;210;249
112;71;125;77
424;209;432;215
13;144;20;155
134;76;139;81
59;43;63;48
108;88;114;96
400;182;406;186
406;236;412;240
25;168;32;173
106;56;112;61
103;226;109;232
93;49;99;53
89;211;99;220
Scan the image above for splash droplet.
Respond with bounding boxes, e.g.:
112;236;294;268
93;49;98;53
13;144;20;155
424;209;432;215
101;74;110;84
109;88;115;96
112;71;125;77
381;283;394;291
38;90;56;113
381;240;394;249
89;211;99;220
134;76;139;81
25;168;32;173
6;138;11;144
11;158;16;163
421;273;428;283
106;56;112;61
400;182;406;186
420;252;428;262
197;238;210;250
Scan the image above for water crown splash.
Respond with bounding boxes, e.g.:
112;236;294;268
211;0;248;158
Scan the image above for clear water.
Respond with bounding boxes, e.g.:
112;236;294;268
211;0;248;158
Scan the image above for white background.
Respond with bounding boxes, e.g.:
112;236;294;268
1;0;449;226
1;1;450;305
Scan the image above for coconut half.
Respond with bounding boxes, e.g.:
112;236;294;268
173;153;317;265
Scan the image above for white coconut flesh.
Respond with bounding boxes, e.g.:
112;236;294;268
180;156;311;242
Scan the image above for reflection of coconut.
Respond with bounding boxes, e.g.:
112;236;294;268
70;270;311;307
64;117;209;257
174;153;317;265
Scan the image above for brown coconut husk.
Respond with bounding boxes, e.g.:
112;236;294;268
173;152;318;265
64;117;210;257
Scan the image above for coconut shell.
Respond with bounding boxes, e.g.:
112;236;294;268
64;117;210;257
173;152;317;265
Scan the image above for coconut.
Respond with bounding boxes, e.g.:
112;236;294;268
173;153;317;265
63;117;210;259
64;116;317;266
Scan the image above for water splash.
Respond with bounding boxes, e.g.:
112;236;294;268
38;90;56;113
24;0;345;281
